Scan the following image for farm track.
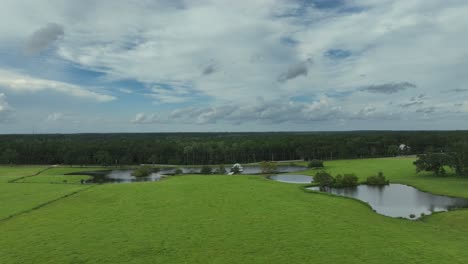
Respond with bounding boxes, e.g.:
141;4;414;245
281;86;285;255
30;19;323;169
7;167;52;183
2;167;95;223
0;185;95;223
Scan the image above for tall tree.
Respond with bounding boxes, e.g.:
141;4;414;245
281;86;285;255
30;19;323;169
449;142;468;176
414;152;451;176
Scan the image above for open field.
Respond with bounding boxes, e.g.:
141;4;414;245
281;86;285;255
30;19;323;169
0;166;48;182
1;158;468;263
0;183;88;220
14;167;99;184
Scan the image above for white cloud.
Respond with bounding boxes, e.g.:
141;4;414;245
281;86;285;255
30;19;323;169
145;86;192;104
137;96;381;125
46;1;467;105
46;112;65;122
118;88;133;94
463;102;468;112
0;69;116;102
1;0;468;131
0;93;13;122
0;93;11;116
133;113;146;123
132;113;164;124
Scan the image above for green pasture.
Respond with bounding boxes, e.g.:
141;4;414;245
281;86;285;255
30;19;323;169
1;159;468;263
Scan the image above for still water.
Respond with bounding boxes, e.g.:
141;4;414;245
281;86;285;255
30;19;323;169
72;165;307;184
307;184;468;219
76;170;165;183
268;174;313;184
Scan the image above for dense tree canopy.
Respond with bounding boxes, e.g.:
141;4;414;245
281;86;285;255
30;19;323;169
449;142;468;176
413;142;468;177
414;152;451;176
0;131;467;166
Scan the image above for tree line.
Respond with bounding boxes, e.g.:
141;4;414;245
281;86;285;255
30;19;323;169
0;131;467;166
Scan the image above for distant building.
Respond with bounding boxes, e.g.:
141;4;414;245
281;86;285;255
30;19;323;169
399;144;410;151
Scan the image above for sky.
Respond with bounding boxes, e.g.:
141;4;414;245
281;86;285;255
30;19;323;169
1;0;468;133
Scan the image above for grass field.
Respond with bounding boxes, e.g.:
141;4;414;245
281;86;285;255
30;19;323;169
0;183;89;220
0;166;48;182
1;158;468;263
14;167;98;184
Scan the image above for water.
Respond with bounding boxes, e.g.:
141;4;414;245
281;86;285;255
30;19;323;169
307;184;468;219
268;174;313;184
159;165;306;174
241;165;306;174
74;170;165;183
71;165;307;183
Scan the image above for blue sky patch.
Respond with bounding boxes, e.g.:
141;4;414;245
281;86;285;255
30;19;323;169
325;49;352;60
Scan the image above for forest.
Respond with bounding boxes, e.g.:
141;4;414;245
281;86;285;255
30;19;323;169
0;131;467;166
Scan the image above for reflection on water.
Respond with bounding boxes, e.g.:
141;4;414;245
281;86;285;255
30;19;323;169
268;174;313;184
80;170;165;183
241;165;306;174
72;165;307;184
158;165;306;175
307;184;468;219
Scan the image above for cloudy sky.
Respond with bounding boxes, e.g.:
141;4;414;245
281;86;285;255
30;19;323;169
1;0;468;133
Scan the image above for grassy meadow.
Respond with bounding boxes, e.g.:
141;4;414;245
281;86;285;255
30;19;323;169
0;166;48;182
13;167;98;184
1;158;468;263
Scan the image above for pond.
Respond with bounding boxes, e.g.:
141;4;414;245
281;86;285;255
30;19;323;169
71;165;308;184
73;170;166;183
268;174;313;184
307;184;468;219
241;165;306;174
133;165;306;175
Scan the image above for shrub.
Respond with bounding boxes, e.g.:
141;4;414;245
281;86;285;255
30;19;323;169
216;165;227;174
334;174;358;188
365;172;389;186
308;160;324;168
200;165;212;175
334;174;344;188
132;166;153;177
314;171;334;187
174;168;183;175
341;174;359;187
315;171;359;188
259;161;278;174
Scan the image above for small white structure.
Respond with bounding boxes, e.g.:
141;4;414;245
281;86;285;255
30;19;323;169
399;144;410;151
231;163;244;173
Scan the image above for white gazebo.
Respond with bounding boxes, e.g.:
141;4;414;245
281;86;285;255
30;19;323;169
230;163;244;174
399;144;410;151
